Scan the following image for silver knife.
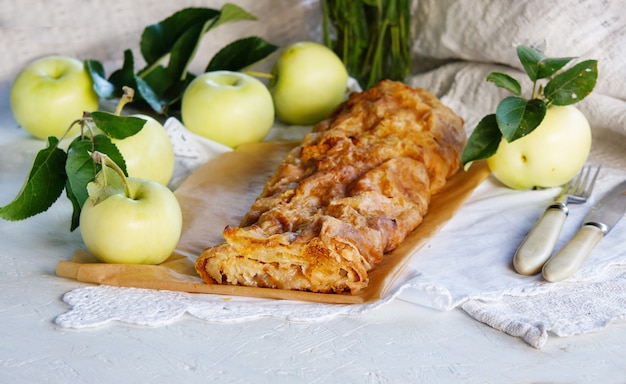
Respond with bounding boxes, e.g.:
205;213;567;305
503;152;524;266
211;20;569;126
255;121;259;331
542;179;626;282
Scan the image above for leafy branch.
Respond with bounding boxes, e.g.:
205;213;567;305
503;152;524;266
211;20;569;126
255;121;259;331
0;91;146;231
461;45;598;167
86;3;279;118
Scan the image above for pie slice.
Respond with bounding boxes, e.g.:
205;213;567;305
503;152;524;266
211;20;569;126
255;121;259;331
195;80;466;294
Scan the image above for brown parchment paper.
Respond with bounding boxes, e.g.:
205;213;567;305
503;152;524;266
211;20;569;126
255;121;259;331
56;141;490;304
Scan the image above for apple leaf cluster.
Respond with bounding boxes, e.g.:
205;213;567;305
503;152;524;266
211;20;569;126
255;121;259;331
461;45;598;166
0;113;146;231
85;4;278;117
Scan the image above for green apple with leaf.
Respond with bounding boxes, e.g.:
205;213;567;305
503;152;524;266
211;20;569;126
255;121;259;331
181;70;275;148
10;55;99;140
0;90;155;232
1;88;183;264
462;45;597;190
269;41;349;126
487;105;591;189
112;114;175;186
79;153;182;264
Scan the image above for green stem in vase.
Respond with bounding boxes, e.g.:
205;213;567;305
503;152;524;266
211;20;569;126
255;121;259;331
323;0;411;89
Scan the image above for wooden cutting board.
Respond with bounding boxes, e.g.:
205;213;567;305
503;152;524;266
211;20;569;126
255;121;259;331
56;141;490;304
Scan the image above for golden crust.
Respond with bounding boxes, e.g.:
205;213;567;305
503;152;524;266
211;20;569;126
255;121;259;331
195;80;465;294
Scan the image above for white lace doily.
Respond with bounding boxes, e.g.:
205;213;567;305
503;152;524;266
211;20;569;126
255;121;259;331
54;286;391;328
55;267;418;329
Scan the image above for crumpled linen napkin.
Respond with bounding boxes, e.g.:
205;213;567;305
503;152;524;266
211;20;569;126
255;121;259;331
460;267;626;349
395;170;626;348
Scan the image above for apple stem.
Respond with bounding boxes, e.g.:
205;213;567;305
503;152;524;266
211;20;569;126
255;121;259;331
90;151;133;198
114;86;136;116
243;70;274;80
59;118;85;142
80;114;98;139
49;87;138;145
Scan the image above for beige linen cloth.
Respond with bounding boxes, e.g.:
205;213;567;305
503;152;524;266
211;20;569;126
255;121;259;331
4;0;626;348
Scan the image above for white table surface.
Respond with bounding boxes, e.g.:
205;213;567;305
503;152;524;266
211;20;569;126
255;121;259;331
1;81;626;383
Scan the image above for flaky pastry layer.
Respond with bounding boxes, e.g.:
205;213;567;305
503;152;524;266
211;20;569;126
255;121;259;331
196;80;465;294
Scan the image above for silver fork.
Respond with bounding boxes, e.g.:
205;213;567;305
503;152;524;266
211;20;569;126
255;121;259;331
513;165;601;275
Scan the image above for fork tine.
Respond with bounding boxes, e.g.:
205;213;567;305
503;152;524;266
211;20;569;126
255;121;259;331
568;168;585;194
583;165;601;197
567;165;601;203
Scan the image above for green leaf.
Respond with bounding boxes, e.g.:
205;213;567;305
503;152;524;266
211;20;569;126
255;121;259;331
134;76;164;113
159;80;193;117
536;57;575;79
163;20;208;82
65;135;127;212
65;179;82;231
495;96;527;140
140;65;173;99
140;8;221;65
543;59;598;106
511;99;546;141
162;4;257;81
0;137;67;221
86;166;127;206
65;138;98;210
517;45;545;81
85;59;116;99
461;114;502;165
496;96;547;141
108;50;137;98
90;111;146;140
210;3;257;30
486;72;522;96
206;36;279;72
517;45;575;81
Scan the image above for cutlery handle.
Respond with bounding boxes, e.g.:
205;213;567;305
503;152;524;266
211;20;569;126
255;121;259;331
542;224;604;282
513;206;568;275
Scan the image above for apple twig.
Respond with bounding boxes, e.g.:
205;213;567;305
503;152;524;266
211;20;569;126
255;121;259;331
0;90;145;230
90;151;133;198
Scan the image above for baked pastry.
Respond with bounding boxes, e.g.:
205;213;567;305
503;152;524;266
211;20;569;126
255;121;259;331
195;80;465;294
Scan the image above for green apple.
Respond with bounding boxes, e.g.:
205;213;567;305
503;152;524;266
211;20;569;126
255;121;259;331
181;70;274;148
487;105;592;190
10;55;99;140
269;41;348;126
80;172;183;265
111;114;175;186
